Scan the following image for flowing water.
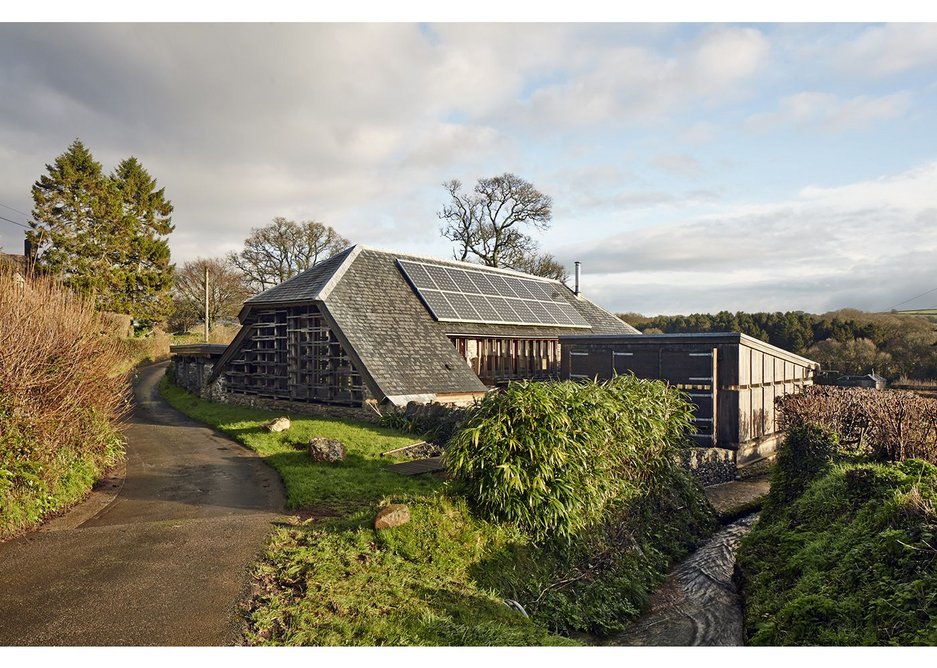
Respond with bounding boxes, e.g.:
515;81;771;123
608;514;758;646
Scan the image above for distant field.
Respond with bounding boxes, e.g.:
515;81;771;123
897;309;937;315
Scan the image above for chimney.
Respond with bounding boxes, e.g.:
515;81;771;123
574;261;581;296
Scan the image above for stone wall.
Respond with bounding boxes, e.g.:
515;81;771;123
679;447;738;487
220;392;382;424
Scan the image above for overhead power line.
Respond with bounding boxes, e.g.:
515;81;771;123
0;201;29;218
0;214;30;230
889;285;937;311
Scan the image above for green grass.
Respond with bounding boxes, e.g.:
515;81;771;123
246;496;577;646
159;376;713;646
159;377;439;513
737;459;937;645
1;411;124;539
159;376;573;645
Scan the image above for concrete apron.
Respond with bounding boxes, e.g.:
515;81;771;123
0;362;286;646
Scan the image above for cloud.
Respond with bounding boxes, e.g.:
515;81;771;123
747;91;911;132
513;26;769;127
651;153;703;178
836;23;937;78
567;162;937;314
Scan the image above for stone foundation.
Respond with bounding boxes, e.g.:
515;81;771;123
220;392;382;424
679;447;738;487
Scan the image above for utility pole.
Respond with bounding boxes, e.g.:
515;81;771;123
204;265;209;343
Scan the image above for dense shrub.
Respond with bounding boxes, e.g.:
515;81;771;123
0;269;129;537
765;424;840;512
444;375;699;540
776;386;937;464
445;375;715;635
738;458;937;645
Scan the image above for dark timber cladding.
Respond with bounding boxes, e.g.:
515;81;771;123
559;333;819;465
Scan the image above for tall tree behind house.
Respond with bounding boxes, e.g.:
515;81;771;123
28;139;175;324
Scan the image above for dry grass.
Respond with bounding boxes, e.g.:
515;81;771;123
0;268;129;537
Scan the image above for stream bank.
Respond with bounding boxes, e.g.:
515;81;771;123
608;513;758;646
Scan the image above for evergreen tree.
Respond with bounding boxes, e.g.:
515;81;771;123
29;139;121;303
28;140;175;323
110;157;175;322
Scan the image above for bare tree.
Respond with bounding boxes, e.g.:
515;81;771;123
170;257;250;333
227;217;351;292
438;173;554;272
501;248;569;283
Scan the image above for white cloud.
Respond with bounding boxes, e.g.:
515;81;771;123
836;23;937;77
747;90;911;132
568;162;937;314
515;26;769;127
651;153;703;178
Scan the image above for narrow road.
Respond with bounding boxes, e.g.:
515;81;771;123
0;362;285;646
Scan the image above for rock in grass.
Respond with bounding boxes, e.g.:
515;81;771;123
308;437;346;463
374;504;410;530
264;416;291;433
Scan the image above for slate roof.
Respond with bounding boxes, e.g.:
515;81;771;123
242;245;357;308
228;245;639;403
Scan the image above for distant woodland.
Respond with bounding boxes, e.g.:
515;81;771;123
619;310;937;381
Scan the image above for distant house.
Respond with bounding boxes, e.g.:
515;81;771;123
172;245;637;409
836;373;887;390
0;252;26;273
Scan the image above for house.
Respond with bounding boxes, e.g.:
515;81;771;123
835;372;887;390
0;252;26;273
171;245;637;411
559;332;820;467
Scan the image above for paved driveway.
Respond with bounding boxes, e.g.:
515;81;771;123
0;362;285;646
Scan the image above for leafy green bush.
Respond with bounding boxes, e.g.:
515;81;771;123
765;424;840;513
472;464;716;636
738;458;937;645
445;375;698;540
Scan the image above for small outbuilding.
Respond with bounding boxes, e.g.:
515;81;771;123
559;332;819;466
835;373;887;390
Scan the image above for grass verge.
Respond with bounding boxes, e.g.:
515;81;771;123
737;457;937;645
160;376;714;645
159;377;438;513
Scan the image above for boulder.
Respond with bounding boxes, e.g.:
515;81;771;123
264;416;291;433
308;437;346;463
374;504;410;530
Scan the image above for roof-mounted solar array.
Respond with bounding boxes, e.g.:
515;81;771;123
397;259;590;328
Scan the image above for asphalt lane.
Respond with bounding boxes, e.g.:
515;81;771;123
0;362;286;646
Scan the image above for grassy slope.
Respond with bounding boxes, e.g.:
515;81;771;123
160;378;438;513
0;413;123;538
737;459;937;645
159;377;573;645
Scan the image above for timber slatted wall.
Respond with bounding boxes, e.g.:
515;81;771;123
559;333;817;459
225;304;365;406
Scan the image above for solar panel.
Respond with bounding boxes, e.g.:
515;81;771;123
398;259;590;328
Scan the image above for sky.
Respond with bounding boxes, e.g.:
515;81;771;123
1;20;937;316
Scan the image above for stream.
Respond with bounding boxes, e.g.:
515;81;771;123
608;513;758;646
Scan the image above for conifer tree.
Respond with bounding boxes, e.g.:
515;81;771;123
29;140;175;324
110;157;175;322
29;139;121;304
